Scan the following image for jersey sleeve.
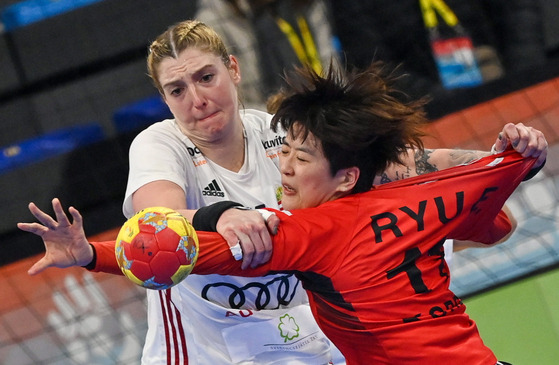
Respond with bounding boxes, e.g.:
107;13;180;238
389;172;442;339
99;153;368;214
89;240;122;275
192;204;356;276
452;209;512;244
123;125;190;218
264;206;356;273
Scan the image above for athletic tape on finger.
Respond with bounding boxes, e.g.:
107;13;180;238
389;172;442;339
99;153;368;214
230;241;243;261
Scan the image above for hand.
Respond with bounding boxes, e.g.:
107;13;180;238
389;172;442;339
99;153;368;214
17;198;93;275
492;122;547;168
216;208;279;269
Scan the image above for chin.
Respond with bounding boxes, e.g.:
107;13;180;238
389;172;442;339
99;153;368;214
281;200;296;211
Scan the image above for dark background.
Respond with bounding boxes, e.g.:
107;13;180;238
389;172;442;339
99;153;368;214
0;0;558;265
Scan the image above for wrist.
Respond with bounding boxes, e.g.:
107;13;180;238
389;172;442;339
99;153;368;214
192;201;243;231
81;243;97;270
523;158;546;181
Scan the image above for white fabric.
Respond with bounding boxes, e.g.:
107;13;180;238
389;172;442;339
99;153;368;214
124;109;341;364
444;239;454;270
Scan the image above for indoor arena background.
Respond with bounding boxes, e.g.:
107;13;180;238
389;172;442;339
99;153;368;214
0;1;558;364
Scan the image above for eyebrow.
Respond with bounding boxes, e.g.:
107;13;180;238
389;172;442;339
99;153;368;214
161;63;214;90
284;139;317;156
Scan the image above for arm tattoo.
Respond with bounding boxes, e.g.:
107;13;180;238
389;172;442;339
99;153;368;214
378;165;413;183
448;149;490;166
376;148;490;185
416;148;489;174
414;149;438;175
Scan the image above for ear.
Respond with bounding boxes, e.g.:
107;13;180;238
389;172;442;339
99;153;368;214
228;55;242;84
336;166;360;193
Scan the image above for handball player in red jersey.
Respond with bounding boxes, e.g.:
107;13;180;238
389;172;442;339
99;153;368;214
20;62;546;364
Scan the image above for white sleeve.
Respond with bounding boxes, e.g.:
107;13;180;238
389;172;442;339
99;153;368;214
444;239;454;271
122;124;190;218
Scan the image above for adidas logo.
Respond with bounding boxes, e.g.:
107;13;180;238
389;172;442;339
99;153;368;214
202;179;225;197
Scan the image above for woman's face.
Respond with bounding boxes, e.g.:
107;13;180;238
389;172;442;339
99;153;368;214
279;127;355;210
157;48;242;144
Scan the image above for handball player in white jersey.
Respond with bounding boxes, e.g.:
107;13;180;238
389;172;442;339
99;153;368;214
122;20;339;365
19;19;544;365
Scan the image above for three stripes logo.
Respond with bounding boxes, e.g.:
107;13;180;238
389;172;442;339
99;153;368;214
202;179;225;197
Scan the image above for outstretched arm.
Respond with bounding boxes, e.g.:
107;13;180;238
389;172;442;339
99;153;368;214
17;198;93;275
134;180;275;270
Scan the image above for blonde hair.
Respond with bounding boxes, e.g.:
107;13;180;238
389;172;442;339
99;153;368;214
147;20;231;94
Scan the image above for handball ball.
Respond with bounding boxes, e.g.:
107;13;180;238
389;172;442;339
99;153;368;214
115;207;199;290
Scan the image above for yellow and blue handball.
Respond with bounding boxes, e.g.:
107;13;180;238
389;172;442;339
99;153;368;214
115;207;199;290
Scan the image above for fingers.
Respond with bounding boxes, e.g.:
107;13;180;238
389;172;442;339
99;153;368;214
233;229;269;270
52;198;72;227
243;230;273;269
27;202;56;228
265;214;280;236
25;198;83;234
69;206;83;227
216;208;274;270
493;132;508;154
28;256;50;275
222;230;244;260
16;222;48;235
496;123;548;165
236;233;255;270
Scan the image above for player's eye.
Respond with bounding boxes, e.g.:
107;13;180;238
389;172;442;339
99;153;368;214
200;73;214;83
169;88;183;96
296;153;310;162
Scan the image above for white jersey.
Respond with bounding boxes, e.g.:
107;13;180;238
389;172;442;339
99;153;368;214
124;109;342;364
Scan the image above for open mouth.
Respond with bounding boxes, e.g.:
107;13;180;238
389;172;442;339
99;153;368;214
282;184;295;194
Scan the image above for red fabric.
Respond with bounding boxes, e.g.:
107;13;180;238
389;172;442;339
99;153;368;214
89;151;535;364
192;151;535;364
90;240;122;275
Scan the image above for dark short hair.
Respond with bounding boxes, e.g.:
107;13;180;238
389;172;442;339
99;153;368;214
271;61;427;193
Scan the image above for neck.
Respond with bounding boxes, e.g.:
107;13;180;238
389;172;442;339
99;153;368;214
196;122;246;173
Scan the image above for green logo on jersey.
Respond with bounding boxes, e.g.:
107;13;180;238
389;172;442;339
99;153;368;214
278;313;300;342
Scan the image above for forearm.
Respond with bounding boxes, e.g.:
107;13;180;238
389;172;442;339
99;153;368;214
375;148;490;184
192;231;269;277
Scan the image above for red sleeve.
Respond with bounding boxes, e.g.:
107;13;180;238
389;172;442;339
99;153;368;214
89;233;270;277
192;206;351;276
192;231;270;276
89;240;123;275
459;209;512;244
451;210;512;245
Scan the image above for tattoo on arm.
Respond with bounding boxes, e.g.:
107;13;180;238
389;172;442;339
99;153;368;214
378;165;413;183
448;150;489;166
415;148;490;175
414;149;438;175
376;148;491;185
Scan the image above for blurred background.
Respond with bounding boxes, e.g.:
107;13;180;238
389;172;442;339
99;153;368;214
0;0;557;364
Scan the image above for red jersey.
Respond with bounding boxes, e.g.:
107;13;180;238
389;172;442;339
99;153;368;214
93;151;535;364
191;151;535;365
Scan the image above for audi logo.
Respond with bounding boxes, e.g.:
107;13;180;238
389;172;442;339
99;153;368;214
201;274;301;309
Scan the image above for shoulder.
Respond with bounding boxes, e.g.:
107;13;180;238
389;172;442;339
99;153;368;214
131;119;182;146
241;109;286;147
240;109;274;130
129;119;190;160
